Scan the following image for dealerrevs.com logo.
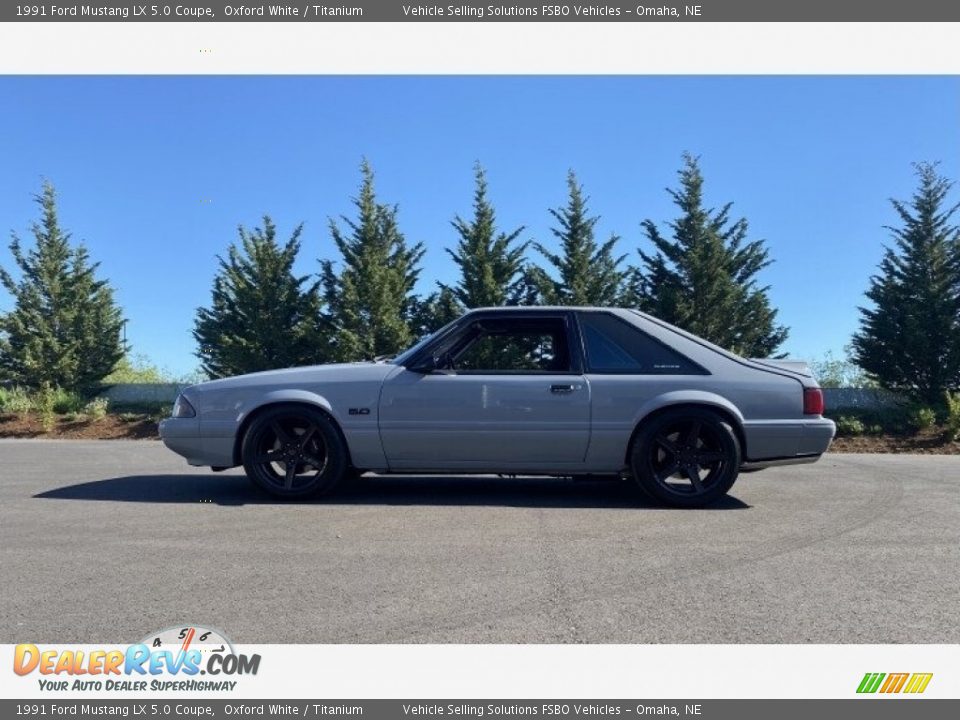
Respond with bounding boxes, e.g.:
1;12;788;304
13;625;260;692
856;672;933;695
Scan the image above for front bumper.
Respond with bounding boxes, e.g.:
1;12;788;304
159;415;240;468
158;417;207;466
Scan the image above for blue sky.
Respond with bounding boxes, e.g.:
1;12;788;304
0;76;957;376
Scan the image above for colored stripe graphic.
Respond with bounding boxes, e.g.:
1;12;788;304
857;673;886;693
857;672;933;694
880;673;909;693
903;673;933;694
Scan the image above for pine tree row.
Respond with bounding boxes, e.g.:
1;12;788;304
194;154;790;377
2;158;957;409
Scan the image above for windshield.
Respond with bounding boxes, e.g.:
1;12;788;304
391;318;461;366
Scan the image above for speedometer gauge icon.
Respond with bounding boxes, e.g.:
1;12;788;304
140;625;234;658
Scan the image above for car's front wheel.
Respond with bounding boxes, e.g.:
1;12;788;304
629;407;741;508
241;404;348;499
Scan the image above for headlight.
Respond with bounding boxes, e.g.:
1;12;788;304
171;394;196;418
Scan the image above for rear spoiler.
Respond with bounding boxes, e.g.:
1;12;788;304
748;358;814;379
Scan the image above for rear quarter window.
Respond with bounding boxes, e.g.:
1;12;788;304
578;312;706;375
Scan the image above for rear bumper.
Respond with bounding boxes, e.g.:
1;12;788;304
741;454;824;471
742;417;836;462
797;417;837;455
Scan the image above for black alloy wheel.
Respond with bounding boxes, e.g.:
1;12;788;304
241;405;348;499
630;407;741;508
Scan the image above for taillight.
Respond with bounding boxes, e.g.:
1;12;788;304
803;387;824;415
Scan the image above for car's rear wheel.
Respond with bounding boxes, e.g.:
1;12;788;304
629;407;741;508
241;404;348;499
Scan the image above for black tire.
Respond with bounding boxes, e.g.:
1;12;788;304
629;407;741;508
241;404;348;499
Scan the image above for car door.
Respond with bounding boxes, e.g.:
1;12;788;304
378;312;591;470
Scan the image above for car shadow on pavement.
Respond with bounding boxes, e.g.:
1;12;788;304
34;473;750;510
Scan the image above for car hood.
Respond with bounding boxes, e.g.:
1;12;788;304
188;361;398;394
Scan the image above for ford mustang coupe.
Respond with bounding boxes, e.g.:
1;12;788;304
160;307;835;507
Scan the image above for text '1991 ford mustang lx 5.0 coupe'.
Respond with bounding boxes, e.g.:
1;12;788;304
160;307;835;507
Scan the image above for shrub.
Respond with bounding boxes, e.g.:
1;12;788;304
0;386;89;415
945;391;960;442
83;397;110;421
36;385;57;432
835;415;865;436
907;405;937;432
810;348;878;389
0;386;35;414
51;388;86;414
825;404;913;435
103;353;173;384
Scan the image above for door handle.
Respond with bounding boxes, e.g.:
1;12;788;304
550;384;576;394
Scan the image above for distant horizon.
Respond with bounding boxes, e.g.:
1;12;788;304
1;75;958;375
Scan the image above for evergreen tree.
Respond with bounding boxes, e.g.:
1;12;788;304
411;286;461;336
633;154;788;357
321;161;425;360
193;217;324;378
0;182;125;392
528;171;625;305
440;163;528;310
851;163;960;404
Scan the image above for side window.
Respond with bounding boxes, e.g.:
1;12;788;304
578;312;704;375
452;317;572;373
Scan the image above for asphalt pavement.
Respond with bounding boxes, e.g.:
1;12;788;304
0;439;957;644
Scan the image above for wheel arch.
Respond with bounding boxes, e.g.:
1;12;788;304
624;393;747;465
232;395;352;468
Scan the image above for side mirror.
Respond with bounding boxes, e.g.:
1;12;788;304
409;354;440;374
409;353;450;374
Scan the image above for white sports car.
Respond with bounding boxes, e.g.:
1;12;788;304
160;307;835;507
